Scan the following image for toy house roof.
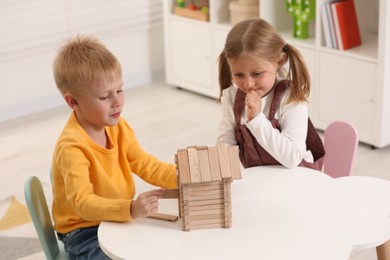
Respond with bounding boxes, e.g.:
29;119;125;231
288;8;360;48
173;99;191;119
176;143;242;185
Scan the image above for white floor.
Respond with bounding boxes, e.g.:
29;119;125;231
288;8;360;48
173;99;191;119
1;81;389;259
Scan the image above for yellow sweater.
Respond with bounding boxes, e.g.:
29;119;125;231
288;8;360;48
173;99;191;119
52;112;177;234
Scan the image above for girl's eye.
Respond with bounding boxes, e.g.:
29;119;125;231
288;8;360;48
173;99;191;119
233;73;243;78
252;72;262;77
100;95;110;101
117;89;123;94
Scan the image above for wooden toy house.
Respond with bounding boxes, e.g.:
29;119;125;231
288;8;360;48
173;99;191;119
174;143;241;231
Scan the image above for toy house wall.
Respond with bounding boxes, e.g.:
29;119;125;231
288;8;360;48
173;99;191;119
180;180;232;231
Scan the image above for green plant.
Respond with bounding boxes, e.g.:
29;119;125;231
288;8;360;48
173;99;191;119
177;0;185;8
286;0;315;39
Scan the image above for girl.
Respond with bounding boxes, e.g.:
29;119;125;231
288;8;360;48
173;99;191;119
217;19;324;169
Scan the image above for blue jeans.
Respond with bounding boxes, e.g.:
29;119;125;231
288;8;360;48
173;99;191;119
58;226;111;260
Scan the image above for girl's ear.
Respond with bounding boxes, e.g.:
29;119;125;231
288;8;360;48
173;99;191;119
277;52;287;69
64;93;78;109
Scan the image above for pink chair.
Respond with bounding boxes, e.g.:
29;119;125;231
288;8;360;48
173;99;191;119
323;121;359;178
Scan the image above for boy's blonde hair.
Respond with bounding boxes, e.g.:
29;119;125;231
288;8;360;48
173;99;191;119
218;19;310;104
53;35;122;95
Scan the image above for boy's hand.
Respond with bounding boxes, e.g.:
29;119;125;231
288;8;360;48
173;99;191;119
130;189;165;219
245;90;262;122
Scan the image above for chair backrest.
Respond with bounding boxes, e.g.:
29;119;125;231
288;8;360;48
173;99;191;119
24;176;61;260
323;121;359;178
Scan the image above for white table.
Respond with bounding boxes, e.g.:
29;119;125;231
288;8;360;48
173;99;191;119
98;166;390;260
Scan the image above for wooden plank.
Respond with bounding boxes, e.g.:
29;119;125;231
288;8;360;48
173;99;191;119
178;187;182;218
189;223;226;230
223;180;231;196
184;189;230;201
208;146;222;181
187;147;202;183
218;143;232;178
177;149;191;184
228;145;242;180
147;213;178;222
186;193;224;201
190;213;224;221
190;218;225;226
183;208;190;231
223;180;232;228
181;186;189;201
189;208;225;216
182;181;221;189
224;220;232;228
184;198;224;206
185;184;222;193
189;204;224;212
188;188;223;197
160;188;179;199
182;186;190;201
198;146;212;182
181;187;190;230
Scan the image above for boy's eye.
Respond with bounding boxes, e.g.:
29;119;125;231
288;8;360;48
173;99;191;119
99;95;110;101
251;72;262;77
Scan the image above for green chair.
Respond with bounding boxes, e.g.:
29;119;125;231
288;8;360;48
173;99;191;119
24;176;69;260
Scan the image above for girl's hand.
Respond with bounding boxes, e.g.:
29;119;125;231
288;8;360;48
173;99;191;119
245;90;262;122
130;189;165;219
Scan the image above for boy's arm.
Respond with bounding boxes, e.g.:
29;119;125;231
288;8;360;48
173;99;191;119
128;147;177;189
122;121;177;189
130;189;165;218
54;146;133;223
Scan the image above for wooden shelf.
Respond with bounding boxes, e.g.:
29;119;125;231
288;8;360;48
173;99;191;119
163;0;390;147
174;7;209;22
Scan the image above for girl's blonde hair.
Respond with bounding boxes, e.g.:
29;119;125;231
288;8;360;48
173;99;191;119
218;19;310;104
53;35;122;96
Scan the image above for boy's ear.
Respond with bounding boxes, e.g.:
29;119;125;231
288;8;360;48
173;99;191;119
64;93;78;109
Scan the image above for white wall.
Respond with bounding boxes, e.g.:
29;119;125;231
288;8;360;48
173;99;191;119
0;0;165;123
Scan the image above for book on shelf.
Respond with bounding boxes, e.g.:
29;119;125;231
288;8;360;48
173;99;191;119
331;0;361;50
320;1;339;49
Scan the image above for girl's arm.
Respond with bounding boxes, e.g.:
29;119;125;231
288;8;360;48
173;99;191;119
246;99;310;168
217;87;238;145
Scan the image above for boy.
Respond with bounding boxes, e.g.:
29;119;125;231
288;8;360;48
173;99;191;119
51;35;177;259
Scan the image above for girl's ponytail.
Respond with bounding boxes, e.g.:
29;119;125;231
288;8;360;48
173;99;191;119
284;44;310;103
218;51;232;101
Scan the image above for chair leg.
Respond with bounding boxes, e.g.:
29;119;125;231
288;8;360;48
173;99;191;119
377;239;390;260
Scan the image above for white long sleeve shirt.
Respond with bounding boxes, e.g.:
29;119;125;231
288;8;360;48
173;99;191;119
217;85;314;168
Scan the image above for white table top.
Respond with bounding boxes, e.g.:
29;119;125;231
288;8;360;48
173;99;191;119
98;166;390;260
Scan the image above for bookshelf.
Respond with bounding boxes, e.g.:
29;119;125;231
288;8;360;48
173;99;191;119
163;0;390;148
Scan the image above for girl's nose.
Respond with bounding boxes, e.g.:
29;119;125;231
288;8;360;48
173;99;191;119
244;77;254;90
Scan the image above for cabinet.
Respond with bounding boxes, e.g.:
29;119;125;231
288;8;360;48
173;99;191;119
169;20;212;88
163;1;231;98
163;0;390;148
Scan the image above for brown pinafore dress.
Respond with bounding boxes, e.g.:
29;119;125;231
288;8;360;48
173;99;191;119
233;80;325;170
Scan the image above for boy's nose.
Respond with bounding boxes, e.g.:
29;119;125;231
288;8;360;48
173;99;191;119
112;94;121;107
